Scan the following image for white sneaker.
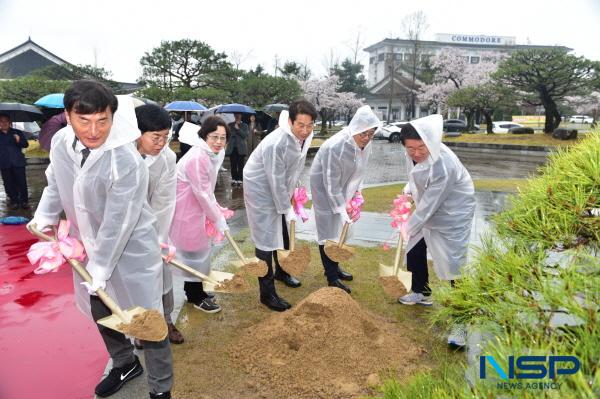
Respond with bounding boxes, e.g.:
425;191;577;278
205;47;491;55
447;324;467;347
398;292;433;306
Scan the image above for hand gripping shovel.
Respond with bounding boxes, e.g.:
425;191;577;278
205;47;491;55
28;224;167;342
165;256;250;293
324;222;355;262
276;220;311;277
224;230;268;277
378;234;412;298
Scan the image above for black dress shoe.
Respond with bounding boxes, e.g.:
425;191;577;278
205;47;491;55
337;268;353;281
274;272;302;288
260;294;289;312
328;279;351;294
278;296;292;309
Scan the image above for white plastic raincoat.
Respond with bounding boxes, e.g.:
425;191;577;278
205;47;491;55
169;122;226;278
32;96;163;318
144;146;177;294
310;105;382;244
403;114;475;280
243;111;313;251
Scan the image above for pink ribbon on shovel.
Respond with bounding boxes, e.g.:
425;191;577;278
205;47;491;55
389;193;413;241
293;186;310;222
205;205;234;243
345;191;365;222
27;220;86;274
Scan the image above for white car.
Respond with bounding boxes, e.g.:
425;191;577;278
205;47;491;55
492;121;523;133
568;115;593;124
374;121;408;142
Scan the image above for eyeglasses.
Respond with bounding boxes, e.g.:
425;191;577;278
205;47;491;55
150;135;169;145
358;130;376;139
206;135;227;142
294;122;314;131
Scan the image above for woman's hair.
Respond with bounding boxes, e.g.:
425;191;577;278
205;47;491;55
135;104;172;133
400;123;422;145
199;116;230;141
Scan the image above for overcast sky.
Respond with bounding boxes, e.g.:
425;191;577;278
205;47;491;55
1;0;599;82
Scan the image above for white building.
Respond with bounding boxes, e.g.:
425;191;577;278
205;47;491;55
363;33;570;121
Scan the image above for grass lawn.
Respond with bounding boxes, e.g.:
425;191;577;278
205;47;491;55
443;132;584;147
24;140;49;158
171;230;462;398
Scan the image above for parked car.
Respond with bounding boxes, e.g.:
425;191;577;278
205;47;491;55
508;126;534;134
374;121;408;142
568;115;593;124
492;121;523;133
443;119;467;132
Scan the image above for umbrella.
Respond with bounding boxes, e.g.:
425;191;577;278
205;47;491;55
263;104;288;113
164;101;207;112
34;93;65;109
131;96;158;106
216;103;256;114
0;103;43;122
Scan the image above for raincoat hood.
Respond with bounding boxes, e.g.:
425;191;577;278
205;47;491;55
178;121;202;146
409;114;443;163
347;105;382;136
102;95;141;151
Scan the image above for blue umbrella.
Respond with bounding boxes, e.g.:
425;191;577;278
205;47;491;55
164;101;207;112
216;103;256;114
34;93;65;109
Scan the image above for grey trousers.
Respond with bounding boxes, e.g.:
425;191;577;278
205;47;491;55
162;289;174;324
90;296;173;394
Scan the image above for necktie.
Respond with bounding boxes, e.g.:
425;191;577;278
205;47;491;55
81;148;90;167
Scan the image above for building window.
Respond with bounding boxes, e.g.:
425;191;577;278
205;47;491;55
395;54;402;61
378;53;385;62
404;53;413;62
370;57;376;64
470;56;480;64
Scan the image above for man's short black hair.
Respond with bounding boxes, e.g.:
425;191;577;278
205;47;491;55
64;80;118;115
288;99;318;122
135;104;172;133
400;123;422;145
199;116;230;141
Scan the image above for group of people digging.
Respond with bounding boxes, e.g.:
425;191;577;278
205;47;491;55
28;80;474;398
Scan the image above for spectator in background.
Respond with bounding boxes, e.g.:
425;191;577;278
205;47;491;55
225;113;248;186
39;112;68;151
246;114;262;154
0;113;29;209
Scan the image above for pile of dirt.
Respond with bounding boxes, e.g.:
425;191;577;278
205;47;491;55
229;287;424;398
118;309;167;341
379;276;409;298
279;245;311;276
242;259;268;277
215;273;251;293
324;243;355;262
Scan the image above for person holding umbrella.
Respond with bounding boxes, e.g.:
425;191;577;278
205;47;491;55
243;99;317;311
397;114;475;348
225;113;248;186
310;105;382;294
0;113;29;210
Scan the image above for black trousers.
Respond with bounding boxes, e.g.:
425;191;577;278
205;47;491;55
229;149;245;181
183;281;209;304
318;245;340;283
1;166;28;204
256;216;291;295
407;238;431;295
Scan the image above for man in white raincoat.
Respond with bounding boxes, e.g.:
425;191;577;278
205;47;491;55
310;105;382;294
29;81;173;398
134;104;184;345
243;99;317;311
398;114;475;347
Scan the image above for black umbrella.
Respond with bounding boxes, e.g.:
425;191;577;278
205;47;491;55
263;104;288;113
0;103;43;122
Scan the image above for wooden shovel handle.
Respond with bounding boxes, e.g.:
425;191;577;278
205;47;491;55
165;257;222;286
392;234;404;276
338;223;350;247
224;230;247;262
289;220;296;252
27;224;129;322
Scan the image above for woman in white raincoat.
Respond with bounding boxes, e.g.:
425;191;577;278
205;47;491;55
169;118;229;314
29;81;172;398
134;103;184;345
310;105;382;294
398;114;475;347
243;99;317;312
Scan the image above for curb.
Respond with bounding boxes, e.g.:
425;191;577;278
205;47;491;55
443;141;553;155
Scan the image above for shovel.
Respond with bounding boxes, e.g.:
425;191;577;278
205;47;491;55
224;230;268;277
165;256;250;293
28;224;167;342
324;222;355;262
276;220;311;277
378;234;412;297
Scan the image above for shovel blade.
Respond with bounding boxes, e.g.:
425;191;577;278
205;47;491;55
378;264;412;292
203;270;237;293
97;306;168;342
378;263;395;277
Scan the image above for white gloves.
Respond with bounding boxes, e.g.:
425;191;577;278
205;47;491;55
284;207;297;223
81;278;107;296
335;206;353;225
216;217;229;234
26;219;52;233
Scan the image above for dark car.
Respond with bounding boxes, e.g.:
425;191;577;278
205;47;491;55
443;119;467;132
508;126;534;134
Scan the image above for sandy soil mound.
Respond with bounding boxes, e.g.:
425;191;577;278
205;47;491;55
229;287;424;398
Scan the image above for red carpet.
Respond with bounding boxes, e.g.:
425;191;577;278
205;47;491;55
0;225;107;399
